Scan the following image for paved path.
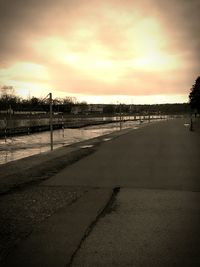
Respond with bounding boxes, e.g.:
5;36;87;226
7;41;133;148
72;188;200;267
45;118;200;191
2;118;200;266
1;188;112;267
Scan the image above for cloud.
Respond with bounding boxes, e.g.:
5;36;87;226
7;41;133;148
0;0;199;102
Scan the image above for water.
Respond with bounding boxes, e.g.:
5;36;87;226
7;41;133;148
0;118;163;165
0;120;136;164
0;115;163;129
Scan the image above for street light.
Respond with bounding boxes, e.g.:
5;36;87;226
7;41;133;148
49;93;53;151
190;115;193;131
117;101;122;130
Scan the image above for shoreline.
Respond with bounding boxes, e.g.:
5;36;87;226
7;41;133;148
0;125;135;195
0;114;172;139
0;118;132;139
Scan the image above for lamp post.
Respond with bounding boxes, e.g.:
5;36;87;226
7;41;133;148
190;115;193;131
49;93;53;151
120;103;122;130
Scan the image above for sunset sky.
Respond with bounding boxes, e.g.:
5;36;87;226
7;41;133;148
0;0;199;104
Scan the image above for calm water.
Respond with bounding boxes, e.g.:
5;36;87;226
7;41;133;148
0;119;162;165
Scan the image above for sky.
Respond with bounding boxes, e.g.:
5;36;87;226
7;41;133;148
0;0;199;104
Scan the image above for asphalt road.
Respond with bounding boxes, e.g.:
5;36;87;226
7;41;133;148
2;118;200;266
47;118;200;266
72;188;200;267
45;118;200;191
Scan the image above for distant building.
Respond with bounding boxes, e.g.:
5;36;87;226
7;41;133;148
71;105;83;115
88;104;104;114
71;104;104;115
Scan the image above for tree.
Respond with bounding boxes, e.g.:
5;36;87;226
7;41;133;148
62;97;77;113
189;76;200;114
0;85;21;110
78;101;88;114
0;85;15;96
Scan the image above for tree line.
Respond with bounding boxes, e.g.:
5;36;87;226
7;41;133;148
0;86;80;113
0;84;195;115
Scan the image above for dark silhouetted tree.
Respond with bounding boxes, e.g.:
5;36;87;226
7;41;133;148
0;85;15;96
189;76;200;114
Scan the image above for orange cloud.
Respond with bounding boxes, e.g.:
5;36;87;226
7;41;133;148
0;0;199;103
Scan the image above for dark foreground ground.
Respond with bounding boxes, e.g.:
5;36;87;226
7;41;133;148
0;118;200;266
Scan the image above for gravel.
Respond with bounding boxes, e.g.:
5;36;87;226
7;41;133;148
0;185;87;262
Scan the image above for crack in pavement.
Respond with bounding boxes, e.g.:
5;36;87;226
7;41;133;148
66;187;120;267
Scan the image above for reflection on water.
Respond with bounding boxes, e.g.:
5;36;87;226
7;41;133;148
0;119;152;165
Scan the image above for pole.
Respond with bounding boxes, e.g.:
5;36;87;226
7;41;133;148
120;103;122;130
49;93;53;151
28;112;31;135
190;116;193;131
62;114;64;138
9;105;13;141
4;117;7;143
